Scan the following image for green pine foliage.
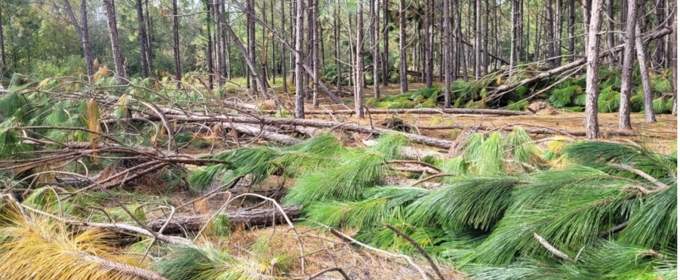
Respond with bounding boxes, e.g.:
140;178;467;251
284;134;407;206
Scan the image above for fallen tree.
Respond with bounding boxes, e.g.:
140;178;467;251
147;206;302;234
489;27;673;100
259;107;531;116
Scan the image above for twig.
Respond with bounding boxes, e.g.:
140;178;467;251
307;267;351;280
533;232;573;261
385;224;446;280
608;163;671;193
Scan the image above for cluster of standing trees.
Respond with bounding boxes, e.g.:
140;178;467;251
0;0;675;138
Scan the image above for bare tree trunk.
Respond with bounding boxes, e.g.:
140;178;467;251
61;0;94;81
281;0;288;93
371;0;380;98
247;0;255;90
474;0;481;79
223;23;268;96
424;0;434;87
204;0;214;90
355;0;365;118
295;0;305;118
399;0;408;93
382;0;389;86
585;0;603;139
670;8;677;116
568;0;575;61
605;0;615;65
510;0;518;76
635;23;656;123
224;7;231;80
311;0;320;107
0;5;4;79
618;0;637;130
171;0;181;88
554;0;562;66
334;0;341;88
443;0;452;107
135;0;151;77
215;0;225;86
103;0;127;83
144;0;153;64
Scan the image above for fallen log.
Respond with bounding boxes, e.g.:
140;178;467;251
147;206;302;234
417;123;638;137
490;27;673;99
260;107;531;116
228;123;302;145
160;113;456;149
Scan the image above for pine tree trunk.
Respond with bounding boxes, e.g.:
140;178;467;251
103;0;127;83
80;0;94;81
371;0;380;98
510;0;518;76
311;0;320;107
295;0;305;118
0;5;4;79
568;0;575;61
382;0;389;86
144;0;153;64
474;0;481;79
355;0;365;118
585;0;603;139
215;0;225;86
204;0;214;90
334;0;341;88
635;22;656;123
399;0;408;93
281;0;288;93
246;0;255;90
554;0;562;66
443;0;452;107
171;0;181;88
224;22;267;96
135;0;151;77
670;9;677;115
424;0;433;88
224;7;231;80
605;0;615;65
618;0;637;130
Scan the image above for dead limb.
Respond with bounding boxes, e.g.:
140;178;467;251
261;107;531;116
146;206;302;234
533;232;573;262
307;267;350;280
386;224;446;280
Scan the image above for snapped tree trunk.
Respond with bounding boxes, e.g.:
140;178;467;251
635;22;656;123
618;0;637;130
585;0;603;139
102;0;127;83
223;23;268;96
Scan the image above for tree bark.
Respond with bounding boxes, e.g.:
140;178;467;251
635;22;656;123
223;23;268;96
605;0;615;65
295;0;305;118
568;0;575;61
510;0;519;76
618;0;636;130
311;0;320;107
585;0;603;139
382;0;389;86
0;5;4;79
215;0;225;86
102;0;127;83
355;0;365;118
204;0;214;90
371;0;380;98
334;0;341;87
424;0;434;88
246;0;256;90
443;0;452;107
134;0;151;77
474;0;481;79
171;0;181;88
399;0;408;93
281;0;288;93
